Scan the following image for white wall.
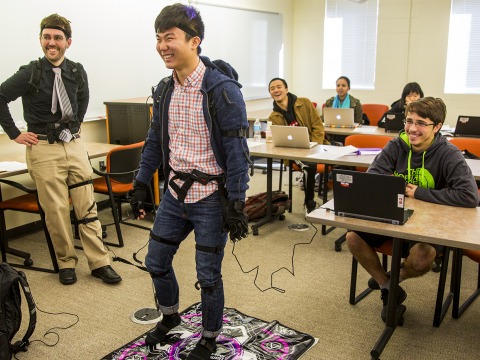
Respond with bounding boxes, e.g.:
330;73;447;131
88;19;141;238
293;0;480;126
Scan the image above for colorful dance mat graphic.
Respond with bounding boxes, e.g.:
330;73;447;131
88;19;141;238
103;303;316;360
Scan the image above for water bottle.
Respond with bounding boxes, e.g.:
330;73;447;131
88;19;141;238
265;121;273;143
253;118;261;142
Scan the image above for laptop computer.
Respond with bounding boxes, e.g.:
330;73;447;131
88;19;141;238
332;169;414;225
323;108;357;128
453;115;480;138
270;125;317;149
384;113;405;133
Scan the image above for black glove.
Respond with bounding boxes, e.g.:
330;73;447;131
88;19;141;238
225;200;249;242
130;180;148;219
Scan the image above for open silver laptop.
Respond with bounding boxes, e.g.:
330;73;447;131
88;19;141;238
270;125;317;149
323;107;357;128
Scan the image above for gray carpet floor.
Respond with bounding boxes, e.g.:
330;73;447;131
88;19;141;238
5;168;480;359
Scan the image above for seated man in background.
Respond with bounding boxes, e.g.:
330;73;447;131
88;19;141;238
346;97;479;322
268;77;328;213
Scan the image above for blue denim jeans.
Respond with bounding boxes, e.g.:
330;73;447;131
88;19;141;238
145;189;227;337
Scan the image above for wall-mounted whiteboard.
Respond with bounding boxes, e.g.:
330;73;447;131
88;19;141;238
0;0;282;131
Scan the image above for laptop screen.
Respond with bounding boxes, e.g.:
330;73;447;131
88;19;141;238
454;116;480;138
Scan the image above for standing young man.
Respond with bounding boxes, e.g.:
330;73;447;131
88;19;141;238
0;14;121;285
346;97;479;322
130;4;250;359
268;77;328;213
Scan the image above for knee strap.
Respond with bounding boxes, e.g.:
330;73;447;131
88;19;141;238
150;231;178;246
78;216;98;225
195;244;225;254
194;278;223;293
69;179;93;190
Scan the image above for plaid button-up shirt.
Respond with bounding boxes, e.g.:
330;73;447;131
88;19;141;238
168;61;223;203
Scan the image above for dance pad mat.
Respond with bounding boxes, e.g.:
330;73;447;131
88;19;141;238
102;302;316;359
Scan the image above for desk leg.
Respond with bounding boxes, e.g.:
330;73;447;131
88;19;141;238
371;237;405;359
251;157;283;235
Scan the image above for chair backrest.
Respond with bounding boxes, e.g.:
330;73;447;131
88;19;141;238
312;101;317;108
362;104;389;126
344;134;392;149
449;137;480;157
344;134;392;172
107;141;145;184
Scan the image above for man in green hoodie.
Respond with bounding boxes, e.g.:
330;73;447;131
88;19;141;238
346;97;479;322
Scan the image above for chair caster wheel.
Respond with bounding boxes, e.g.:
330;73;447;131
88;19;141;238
24;258;34;266
252;227;259;235
334;244;342;252
101;225;107;239
279;214;285;221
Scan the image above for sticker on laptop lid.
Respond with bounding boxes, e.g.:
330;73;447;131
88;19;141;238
397;194;405;208
336;173;353;188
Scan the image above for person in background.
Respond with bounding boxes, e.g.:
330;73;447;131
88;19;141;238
268;77;328;213
129;4;250;359
346;97;479;323
324;76;363;124
0;14;121;285
378;82;424;128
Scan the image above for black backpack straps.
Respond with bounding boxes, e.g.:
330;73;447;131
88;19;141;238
28;58;43;93
208;89;246;138
150;76;171;131
28;58;85;93
66;59;86;92
11;271;36;353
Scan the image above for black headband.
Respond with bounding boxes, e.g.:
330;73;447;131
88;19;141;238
176;24;201;40
41;25;71;38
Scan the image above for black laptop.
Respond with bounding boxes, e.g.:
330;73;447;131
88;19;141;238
454;115;480;138
384;113;405;133
332;169;414;225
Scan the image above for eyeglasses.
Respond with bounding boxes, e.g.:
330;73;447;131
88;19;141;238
41;35;65;42
403;119;436;128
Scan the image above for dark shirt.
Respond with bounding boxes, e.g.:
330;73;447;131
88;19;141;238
0;57;89;139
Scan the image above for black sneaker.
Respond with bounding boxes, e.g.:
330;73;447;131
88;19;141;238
186;337;217;360
145;313;181;346
380;286;407;322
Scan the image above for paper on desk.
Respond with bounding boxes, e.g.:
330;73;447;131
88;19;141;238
246;139;265;148
0;161;28;172
354;126;378;134
307;145;358;160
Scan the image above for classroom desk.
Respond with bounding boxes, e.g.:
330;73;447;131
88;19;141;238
0;142;118;178
306;199;480;359
248;141;480;235
325;125;399;137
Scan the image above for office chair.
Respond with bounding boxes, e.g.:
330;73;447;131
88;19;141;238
349;240;452;327
450;137;480;199
0;179;59;273
362;104;389;126
92;141;153;247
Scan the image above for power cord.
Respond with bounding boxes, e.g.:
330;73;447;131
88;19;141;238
18;304;79;358
231;222;318;293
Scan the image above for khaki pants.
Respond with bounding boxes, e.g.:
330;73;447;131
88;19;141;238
26;138;110;270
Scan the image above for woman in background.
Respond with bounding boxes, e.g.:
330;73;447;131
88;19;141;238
324;76;363;124
378;82;424;127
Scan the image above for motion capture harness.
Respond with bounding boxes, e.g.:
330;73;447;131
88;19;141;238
28;58;85;144
169;169;225;203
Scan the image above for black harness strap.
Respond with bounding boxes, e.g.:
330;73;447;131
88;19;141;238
150;231;178;246
77;216;98;225
68;179;93;190
195;243;225;254
169;169;225;203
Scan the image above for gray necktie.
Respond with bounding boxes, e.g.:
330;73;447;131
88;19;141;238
51;67;73;121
